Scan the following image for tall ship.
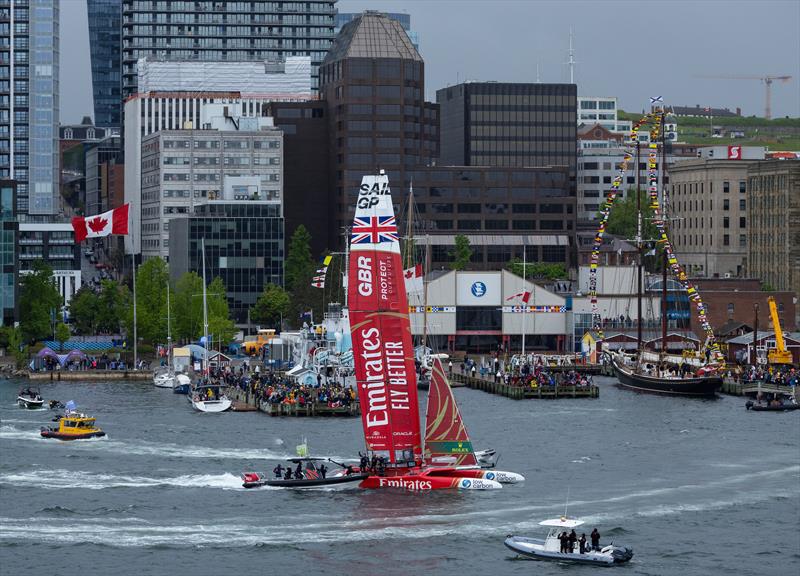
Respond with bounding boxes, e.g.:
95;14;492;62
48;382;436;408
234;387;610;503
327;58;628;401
347;171;520;490
591;107;723;397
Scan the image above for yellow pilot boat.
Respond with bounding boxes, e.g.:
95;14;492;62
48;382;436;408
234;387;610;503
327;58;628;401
40;412;106;441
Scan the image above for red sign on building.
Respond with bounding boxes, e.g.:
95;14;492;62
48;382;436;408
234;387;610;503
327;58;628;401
728;145;742;159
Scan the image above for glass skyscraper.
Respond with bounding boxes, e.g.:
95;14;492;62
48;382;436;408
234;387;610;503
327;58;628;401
121;0;336;101
0;180;16;325
0;0;59;216
87;0;121;128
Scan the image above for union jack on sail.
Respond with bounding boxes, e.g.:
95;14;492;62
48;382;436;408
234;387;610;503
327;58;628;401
351;215;398;245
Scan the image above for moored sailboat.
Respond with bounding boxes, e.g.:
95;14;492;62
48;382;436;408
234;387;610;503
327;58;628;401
347;171;500;491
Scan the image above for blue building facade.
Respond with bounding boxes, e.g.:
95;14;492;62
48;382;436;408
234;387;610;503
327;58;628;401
87;0;121;128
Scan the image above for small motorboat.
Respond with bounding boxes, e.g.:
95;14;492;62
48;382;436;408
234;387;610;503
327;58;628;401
41;411;106;441
172;373;191;394
242;458;367;489
49;400;65;410
504;517;633;565
17;388;44;409
153;368;176;388
190;382;231;412
746;397;800;412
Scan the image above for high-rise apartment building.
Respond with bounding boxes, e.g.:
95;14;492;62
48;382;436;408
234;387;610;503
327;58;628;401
436;82;577;192
0;180;16;324
121;0;336;102
87;0;121;128
320;11;438;249
0;0;60;215
747;159;800;296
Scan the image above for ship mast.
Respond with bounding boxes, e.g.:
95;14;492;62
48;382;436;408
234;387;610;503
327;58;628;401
635;140;643;351
660;112;668;354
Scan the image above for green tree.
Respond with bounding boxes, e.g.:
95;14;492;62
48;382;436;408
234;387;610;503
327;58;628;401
206;277;236;345
449;234;473;271
284;225;315;293
18;260;62;343
507;259;567;281
129;258;170;344
1;326;28;369
602;188;659;241
250;283;291;329
54;322;71;352
98;280;130;335
173;272;204;341
69;287;99;335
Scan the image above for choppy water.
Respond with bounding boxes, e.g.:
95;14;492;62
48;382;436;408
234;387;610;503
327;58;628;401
1;377;798;575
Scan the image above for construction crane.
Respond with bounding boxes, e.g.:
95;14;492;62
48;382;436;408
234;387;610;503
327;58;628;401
694;75;792;119
766;296;793;365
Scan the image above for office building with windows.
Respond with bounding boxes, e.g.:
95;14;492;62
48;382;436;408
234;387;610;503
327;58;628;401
169;201;284;324
670;157;761;278
121;0;336;102
336;12;419;51
85;135;122;215
747;159;800;296
406;165;573;270
436;82;577;191
0;180;16;324
1;0;60;215
18;221;81;308
577;96;630;133
320;11;438;250
87;0;121;128
139;114;283;261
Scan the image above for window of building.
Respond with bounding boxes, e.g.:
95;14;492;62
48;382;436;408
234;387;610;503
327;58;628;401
723;181;730;193
739;180;746;193
458;220;481;230
739;199;746;210
458;203;481;214
512;220;536;230
542;246;566;263
739;216;746;228
484;220;508;230
723;199;729;210
433;220;453;230
739;234;746;247
540;220;564;230
723;234;730;246
723;217;730;228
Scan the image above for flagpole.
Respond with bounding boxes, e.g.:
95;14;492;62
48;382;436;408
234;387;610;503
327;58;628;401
132;224;138;370
521;241;526;359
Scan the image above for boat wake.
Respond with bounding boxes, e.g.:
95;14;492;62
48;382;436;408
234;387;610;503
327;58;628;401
0;424;287;460
1;486;796;548
0;469;246;490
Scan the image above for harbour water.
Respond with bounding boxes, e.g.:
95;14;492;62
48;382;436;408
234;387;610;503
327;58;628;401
1;376;798;575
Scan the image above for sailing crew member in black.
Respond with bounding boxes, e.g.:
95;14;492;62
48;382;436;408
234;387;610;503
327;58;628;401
284;467;293;480
591;528;601;551
319;464;327;479
273;464;284;478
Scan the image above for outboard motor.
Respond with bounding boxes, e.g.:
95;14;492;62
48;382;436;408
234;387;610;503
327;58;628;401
611;546;634;563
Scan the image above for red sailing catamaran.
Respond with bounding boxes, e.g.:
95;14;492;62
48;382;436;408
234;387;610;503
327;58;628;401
348;171;516;490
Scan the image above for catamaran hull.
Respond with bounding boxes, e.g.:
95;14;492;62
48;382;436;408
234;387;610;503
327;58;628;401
504;536;633;565
613;358;721;397
434;468;525;484
360;474;501;491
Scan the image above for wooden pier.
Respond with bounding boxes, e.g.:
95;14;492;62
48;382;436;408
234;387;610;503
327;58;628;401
227;387;359;417
27;370;154;381
721;379;796;397
449;373;599;400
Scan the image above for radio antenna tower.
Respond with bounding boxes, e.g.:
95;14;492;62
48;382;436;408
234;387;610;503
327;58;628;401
567;28;576;84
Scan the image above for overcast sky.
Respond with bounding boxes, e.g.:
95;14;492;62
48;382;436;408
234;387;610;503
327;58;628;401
61;0;800;124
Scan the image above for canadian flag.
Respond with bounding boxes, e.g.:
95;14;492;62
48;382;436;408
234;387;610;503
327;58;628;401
506;290;531;304
72;204;130;243
403;264;423;294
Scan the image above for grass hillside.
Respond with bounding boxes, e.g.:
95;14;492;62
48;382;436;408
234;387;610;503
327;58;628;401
618;110;800;150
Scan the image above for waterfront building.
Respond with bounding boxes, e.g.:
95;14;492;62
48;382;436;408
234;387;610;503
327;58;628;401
336;12;419;51
18;221;81;309
121;0;335;100
577;96;628;133
0;179;16;324
436;81;577;192
669;152;766;278
746;159;800;298
0;0;60;215
138;111;283;261
406;165;573;270
123;57;311;254
169;201;284;324
87;0;121;128
320;11;437;250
